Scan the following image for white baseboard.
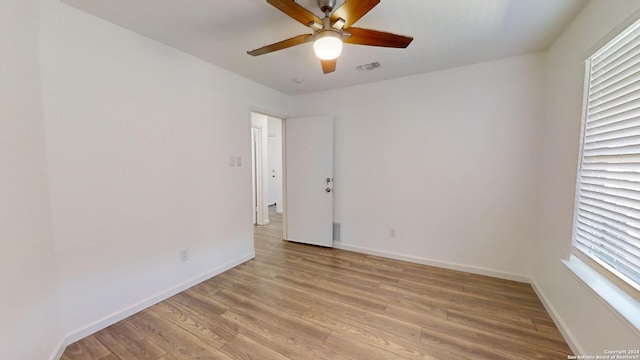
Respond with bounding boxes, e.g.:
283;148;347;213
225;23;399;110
48;338;66;360
530;279;583;355
51;251;255;359
333;243;531;283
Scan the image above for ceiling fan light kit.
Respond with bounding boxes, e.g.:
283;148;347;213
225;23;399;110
247;0;413;74
313;30;343;60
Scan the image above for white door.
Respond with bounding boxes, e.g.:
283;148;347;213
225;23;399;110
284;116;334;247
267;136;277;206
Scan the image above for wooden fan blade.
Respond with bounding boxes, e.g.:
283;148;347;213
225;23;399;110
344;27;413;48
331;0;380;28
321;59;337;74
267;0;322;27
247;34;313;56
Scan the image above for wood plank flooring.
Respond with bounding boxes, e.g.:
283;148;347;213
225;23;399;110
62;207;572;359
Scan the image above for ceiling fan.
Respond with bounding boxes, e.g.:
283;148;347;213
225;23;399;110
247;0;413;74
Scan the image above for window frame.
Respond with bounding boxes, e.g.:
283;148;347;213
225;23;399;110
567;15;640;333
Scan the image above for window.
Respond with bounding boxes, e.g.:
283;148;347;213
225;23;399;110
572;18;640;293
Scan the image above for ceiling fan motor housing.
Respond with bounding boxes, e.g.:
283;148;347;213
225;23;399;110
317;0;336;14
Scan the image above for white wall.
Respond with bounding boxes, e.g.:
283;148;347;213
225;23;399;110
38;0;290;343
292;53;544;280
533;0;640;354
0;0;62;359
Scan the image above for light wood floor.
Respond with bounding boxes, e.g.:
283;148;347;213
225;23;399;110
62;207;572;359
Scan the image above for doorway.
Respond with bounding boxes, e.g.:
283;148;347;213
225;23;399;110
251;112;335;247
251;112;284;231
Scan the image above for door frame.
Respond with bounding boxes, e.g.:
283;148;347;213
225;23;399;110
247;110;333;246
281;118;288;240
249;109;287;229
251;125;267;225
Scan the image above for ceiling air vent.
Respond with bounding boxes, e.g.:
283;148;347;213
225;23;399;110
356;62;381;72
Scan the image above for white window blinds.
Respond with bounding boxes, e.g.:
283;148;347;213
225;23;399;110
573;19;640;291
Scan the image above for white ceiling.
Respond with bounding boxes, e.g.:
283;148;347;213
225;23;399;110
60;0;587;95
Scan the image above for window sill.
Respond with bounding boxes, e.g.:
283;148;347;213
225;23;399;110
562;255;640;335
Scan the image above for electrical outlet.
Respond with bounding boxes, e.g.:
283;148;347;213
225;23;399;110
236;156;242;166
179;249;189;262
389;228;396;238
